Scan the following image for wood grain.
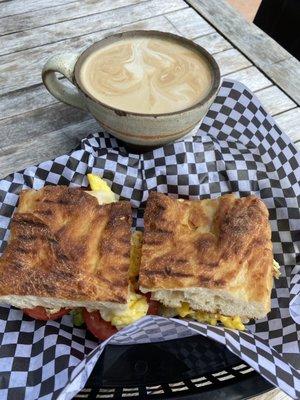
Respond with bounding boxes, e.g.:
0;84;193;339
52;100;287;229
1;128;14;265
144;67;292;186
225;66;271;92
0;119;99;178
0;0;146;36
215;48;252;76
194;32;232;54
0;84;58;121
274;108;300;144
255;86;296;116
165;7;214;38
186;0;300;104
0;0;186;56
267;58;300;105
0;0;75;18
0;14;178;96
0;103;91;149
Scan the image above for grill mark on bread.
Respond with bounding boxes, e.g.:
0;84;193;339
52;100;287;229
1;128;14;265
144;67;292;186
143;269;193;278
144;229;172;245
205;261;219;268
13;216;46;229
42;198;69;205
56;253;70;263
17;234;38;242
10;262;24;270
40;282;56;296
197;276;225;287
106;294;127;303
37;209;53;216
0;186;132;304
156;228;172;234
99;275;128;290
120;238;131;245
15;246;31;255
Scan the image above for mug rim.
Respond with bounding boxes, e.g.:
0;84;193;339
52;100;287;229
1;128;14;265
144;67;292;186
74;30;221;117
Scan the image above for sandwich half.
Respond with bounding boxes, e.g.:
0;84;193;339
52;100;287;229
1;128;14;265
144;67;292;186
139;192;276;329
0;177;150;337
0;185;132;313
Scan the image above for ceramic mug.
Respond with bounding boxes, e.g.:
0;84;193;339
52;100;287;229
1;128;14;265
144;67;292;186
42;30;220;148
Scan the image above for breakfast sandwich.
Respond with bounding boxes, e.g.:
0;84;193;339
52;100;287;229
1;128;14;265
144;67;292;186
0;176;151;339
139;191;279;330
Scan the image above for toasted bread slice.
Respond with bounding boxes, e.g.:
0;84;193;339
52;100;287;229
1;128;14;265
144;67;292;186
0;186;132;312
139;192;274;319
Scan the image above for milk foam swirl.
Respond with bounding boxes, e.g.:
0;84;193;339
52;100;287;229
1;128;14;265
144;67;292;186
79;37;213;114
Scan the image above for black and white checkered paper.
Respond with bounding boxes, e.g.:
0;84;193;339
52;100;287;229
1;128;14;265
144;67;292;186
0;80;299;399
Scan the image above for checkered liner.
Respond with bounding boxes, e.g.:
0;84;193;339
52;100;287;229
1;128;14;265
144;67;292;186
0;80;299;399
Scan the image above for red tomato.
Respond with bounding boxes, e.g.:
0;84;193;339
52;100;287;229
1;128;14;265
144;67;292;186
83;309;117;341
23;306;69;321
143;292;159;315
147;300;159;315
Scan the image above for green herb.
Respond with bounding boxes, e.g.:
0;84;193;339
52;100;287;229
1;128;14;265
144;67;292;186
70;308;84;327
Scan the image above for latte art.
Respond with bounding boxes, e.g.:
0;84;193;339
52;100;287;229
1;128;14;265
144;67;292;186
79;37;213;114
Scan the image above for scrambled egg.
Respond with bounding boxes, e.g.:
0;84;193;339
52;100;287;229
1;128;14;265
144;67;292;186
102;230;147;330
176;302;245;330
101;292;148;330
87;173;116;204
104;230;148;330
87;174;148;330
273;259;281;279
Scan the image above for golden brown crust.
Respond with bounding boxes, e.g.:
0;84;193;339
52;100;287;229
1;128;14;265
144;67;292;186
0;186;132;304
139;192;273;308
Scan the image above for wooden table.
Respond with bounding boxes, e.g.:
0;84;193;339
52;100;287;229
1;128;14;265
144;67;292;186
0;1;298;399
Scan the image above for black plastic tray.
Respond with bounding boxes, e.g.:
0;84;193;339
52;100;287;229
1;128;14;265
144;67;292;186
74;334;274;399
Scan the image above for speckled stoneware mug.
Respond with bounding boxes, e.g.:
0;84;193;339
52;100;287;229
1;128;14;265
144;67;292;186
42;30;220;148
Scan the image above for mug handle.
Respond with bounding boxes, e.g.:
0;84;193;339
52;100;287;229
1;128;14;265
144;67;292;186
42;52;87;111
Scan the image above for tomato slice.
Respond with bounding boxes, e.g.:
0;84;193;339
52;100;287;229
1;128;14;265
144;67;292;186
142;292;159;315
147;299;159;315
83;309;117;341
23;306;69;321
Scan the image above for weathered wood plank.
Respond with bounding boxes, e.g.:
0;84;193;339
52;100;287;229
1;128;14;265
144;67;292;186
267;59;300;106
0;0;75;18
255;86;296;116
194;32;232;54
0;0;146;36
274;108;300;144
214;48;252;76
0;119;99;178
165;7;214;39
0;14;178;96
0;84;57;121
225;66;271;93
186;0;300;104
0;0;186;56
0;103;91;149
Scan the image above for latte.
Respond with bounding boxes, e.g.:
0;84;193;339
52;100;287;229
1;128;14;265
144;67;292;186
79;36;213;114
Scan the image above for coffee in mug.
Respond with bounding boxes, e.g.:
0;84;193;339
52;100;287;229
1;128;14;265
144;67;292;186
78;36;213;115
42;30;220;147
